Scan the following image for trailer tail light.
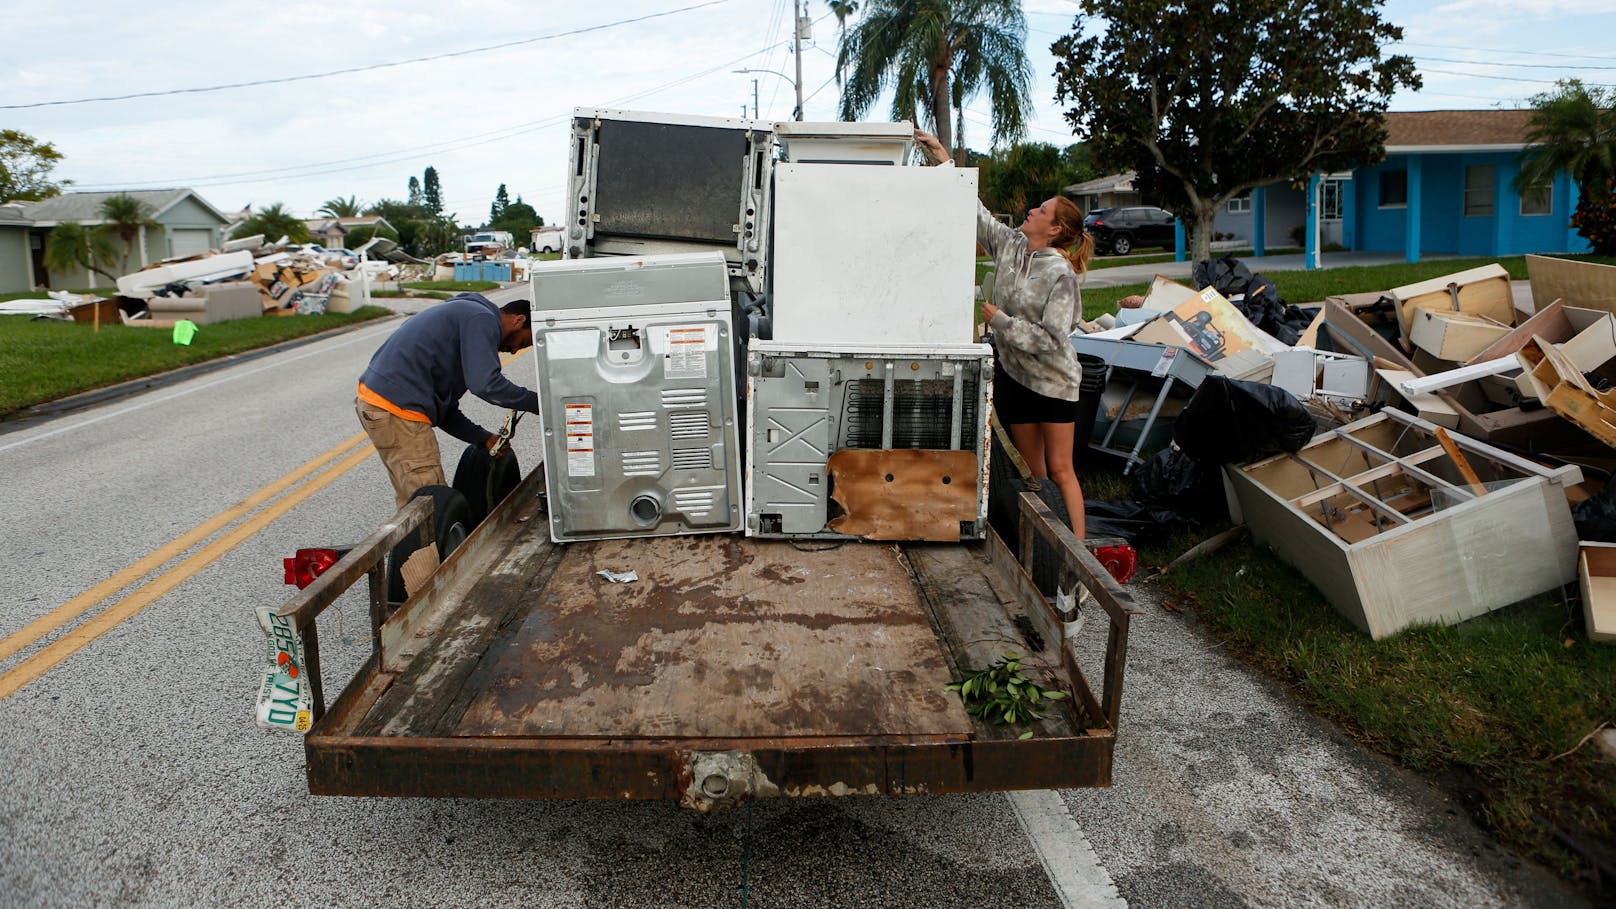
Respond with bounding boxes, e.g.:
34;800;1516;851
1093;543;1137;585
284;548;343;589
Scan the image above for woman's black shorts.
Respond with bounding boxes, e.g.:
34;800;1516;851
993;359;1080;425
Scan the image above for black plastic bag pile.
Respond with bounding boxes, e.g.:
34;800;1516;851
1192;256;1314;345
1132;377;1317;519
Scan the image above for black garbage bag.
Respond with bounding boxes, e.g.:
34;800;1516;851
1131;446;1225;520
1574;483;1616;543
1173;376;1316;466
1193;255;1313;345
1085;499;1187;543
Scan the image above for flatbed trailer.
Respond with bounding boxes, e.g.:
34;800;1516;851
274;464;1136;810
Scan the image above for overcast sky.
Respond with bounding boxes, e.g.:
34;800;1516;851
3;0;1611;229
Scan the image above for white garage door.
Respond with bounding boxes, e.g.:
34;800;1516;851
170;229;213;258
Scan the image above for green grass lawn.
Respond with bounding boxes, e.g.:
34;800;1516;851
0;306;392;416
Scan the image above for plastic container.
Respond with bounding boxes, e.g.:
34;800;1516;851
453;262;480;282
1072;354;1107;466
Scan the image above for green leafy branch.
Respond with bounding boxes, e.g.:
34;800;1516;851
945;652;1069;739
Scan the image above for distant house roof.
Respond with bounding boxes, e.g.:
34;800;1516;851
9;188;230;226
304;215;395;235
1383;109;1536;152
1064;171;1137;195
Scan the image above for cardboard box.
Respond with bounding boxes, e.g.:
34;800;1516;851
1131;284;1283;381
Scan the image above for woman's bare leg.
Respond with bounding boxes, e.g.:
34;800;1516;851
1040;421;1086;540
1009;422;1047;478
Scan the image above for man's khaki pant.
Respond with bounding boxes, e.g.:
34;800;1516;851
356;398;446;509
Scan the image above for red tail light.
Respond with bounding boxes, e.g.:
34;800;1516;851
1089;219;1105;227
1093;543;1137;585
284;548;343;589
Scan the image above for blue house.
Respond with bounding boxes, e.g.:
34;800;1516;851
1212;109;1592;266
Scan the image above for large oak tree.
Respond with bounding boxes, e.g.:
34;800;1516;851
1052;0;1418;262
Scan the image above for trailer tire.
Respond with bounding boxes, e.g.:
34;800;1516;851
384;485;474;605
453;444;521;525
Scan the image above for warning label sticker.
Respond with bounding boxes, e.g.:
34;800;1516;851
664;326;711;380
565;403;596;477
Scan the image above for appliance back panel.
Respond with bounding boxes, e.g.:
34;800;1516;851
594;121;745;245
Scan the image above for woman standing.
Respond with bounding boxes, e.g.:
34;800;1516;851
916;130;1092;540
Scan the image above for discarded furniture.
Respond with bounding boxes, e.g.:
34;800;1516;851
1389;263;1514;338
1528;254;1616;317
1577;543;1616;644
1070;334;1214;475
115;250;254;297
1518;337;1616;448
1225;408;1582;639
136;281;263;326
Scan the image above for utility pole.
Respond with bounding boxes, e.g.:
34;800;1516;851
792;0;805;121
752;79;760;120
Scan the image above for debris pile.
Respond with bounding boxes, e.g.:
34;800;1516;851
1075;254;1615;642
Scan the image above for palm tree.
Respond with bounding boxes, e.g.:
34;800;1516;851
98;194;158;275
43;221;120;287
834;0;1031;162
1517;80;1616;254
232;202;309;244
828;0;858;28
318;195;362;218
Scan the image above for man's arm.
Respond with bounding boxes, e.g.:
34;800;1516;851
438;405;493;448
460;315;541;414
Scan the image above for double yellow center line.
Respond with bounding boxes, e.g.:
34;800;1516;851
0;349;528;702
0;432;379;700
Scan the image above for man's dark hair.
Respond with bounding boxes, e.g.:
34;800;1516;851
501;299;531;325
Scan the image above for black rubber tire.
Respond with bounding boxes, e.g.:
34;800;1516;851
452;445;522;525
1110;233;1133;256
384;485;474;604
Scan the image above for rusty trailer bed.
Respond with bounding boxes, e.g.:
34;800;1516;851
279;468;1135;809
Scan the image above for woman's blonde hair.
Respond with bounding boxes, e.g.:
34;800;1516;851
1047;195;1094;275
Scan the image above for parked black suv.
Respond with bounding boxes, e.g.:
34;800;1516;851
1084;206;1177;256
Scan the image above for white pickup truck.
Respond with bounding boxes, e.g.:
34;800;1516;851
464;230;515;256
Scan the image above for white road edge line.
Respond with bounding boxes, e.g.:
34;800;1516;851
1006;789;1128;909
0;321;397;455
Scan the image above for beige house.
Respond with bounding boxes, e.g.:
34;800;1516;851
302;216;397;250
0;188;231;293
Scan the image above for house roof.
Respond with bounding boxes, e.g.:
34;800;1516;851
304;215;395;233
1383;109;1536;151
1064;171;1137;195
8;189;230;226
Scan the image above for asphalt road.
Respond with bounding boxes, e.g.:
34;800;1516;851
0;287;1586;908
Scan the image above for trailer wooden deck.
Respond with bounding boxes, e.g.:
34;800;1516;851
277;467;1135;810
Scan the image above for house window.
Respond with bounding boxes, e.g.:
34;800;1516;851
1521;178;1552;216
1320;179;1345;220
1379;170;1407;207
1464;164;1495;217
1227;193;1252;213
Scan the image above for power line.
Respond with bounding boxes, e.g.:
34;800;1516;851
1395;40;1616;63
1414;54;1616;71
1421;66;1616;87
76;35;799;194
1;1;728;110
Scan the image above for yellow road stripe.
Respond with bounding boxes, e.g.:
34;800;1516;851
0;431;371;664
0;345;528;698
0;443;378;701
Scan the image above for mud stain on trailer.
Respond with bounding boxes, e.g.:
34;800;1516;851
455;534;970;739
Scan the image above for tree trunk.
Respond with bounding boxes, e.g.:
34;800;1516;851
1190;204;1216;264
930;60;953;163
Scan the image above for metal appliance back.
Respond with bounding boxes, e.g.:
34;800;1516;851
531;252;743;542
745;341;993;540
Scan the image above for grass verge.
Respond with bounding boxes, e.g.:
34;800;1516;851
402;280;500;293
0;306;392;416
